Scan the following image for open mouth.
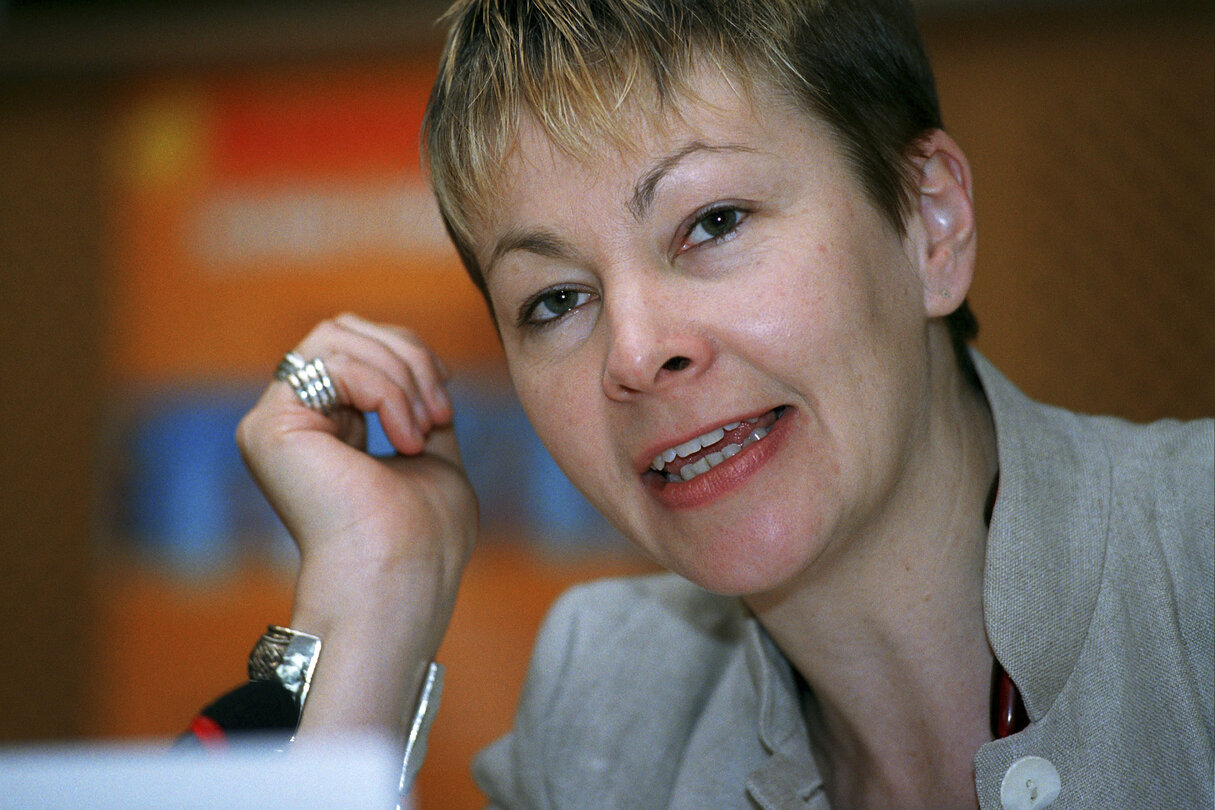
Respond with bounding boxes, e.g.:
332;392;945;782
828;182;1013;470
649;406;788;484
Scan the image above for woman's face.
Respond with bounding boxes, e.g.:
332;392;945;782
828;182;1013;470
473;73;938;596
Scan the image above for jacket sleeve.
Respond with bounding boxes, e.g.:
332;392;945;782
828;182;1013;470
174;680;298;752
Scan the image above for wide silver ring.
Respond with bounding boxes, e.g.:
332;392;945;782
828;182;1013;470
274;351;339;415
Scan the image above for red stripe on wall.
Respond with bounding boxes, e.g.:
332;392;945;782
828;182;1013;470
210;66;434;182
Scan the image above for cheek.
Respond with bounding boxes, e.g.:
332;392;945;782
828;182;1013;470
714;245;839;366
508;354;605;486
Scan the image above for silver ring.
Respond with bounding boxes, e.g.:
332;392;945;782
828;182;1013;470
274;352;339;415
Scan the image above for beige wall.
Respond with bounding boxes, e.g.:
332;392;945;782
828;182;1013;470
0;76;108;740
924;6;1214;420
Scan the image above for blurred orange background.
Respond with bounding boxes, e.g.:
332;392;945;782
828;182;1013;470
0;3;1211;809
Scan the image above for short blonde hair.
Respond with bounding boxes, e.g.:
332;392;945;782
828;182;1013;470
423;0;976;370
426;0;815;256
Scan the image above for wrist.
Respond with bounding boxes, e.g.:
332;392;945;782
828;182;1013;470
279;531;472;626
291;553;460;663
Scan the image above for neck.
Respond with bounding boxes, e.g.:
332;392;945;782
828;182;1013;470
744;343;998;809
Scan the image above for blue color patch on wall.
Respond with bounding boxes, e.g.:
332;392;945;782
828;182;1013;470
121;388;289;574
114;373;623;576
445;377;621;553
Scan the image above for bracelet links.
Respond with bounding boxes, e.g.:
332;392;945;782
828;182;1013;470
248;624;322;710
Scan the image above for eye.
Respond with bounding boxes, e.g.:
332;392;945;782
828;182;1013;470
683;205;746;251
518;287;594;328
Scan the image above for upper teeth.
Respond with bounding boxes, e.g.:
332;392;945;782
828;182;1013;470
651;416;765;476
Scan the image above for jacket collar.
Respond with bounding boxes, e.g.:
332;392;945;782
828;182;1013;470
973;352;1111;721
742;617;826;806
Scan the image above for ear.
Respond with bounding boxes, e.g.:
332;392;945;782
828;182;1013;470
907;130;976;318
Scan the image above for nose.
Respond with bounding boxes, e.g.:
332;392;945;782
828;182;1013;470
601;292;713;400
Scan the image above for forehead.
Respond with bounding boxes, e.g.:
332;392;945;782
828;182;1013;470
470;70;819;250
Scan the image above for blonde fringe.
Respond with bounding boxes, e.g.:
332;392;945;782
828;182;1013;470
425;0;815;253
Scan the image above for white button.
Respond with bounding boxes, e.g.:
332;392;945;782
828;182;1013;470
1000;756;1061;810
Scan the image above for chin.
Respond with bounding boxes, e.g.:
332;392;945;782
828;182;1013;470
651;522;819;598
686;561;803;598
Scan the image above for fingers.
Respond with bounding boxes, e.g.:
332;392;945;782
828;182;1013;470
334;313;452;384
321;353;428;453
313;314;453;424
280;314;456;455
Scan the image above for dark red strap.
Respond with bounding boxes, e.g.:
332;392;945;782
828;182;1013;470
186;714;228;752
175;680;298;753
991;659;1029;738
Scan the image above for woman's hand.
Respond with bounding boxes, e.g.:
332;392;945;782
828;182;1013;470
236;313;478;739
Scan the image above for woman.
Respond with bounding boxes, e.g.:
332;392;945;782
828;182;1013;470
204;1;1214;807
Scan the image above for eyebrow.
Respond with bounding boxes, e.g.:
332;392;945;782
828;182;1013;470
485;228;575;280
484;140;759;277
628;141;759;219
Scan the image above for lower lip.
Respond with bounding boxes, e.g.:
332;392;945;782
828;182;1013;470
643;408;795;510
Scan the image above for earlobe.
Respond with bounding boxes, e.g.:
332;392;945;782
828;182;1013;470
912;131;976;317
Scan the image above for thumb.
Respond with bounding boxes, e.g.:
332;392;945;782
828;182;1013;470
421;423;464;470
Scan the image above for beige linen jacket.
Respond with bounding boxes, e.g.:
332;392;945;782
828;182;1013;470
474;355;1214;809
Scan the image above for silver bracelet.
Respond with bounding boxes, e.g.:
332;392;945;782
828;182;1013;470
247;626;443;801
399;661;444;800
248;625;323;711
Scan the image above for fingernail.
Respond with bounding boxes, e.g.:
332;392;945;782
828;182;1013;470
430;383;451;415
412;399;431;429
